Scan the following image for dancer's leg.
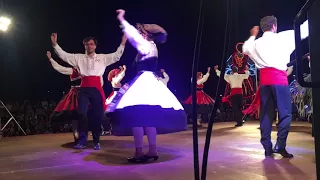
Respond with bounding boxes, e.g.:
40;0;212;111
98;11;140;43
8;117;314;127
132;127;144;157
144;127;157;156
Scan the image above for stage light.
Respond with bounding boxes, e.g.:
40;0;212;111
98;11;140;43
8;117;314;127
0;16;11;32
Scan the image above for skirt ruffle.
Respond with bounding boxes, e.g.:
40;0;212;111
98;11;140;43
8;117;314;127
242;87;260;116
106;71;188;136
184;91;215;105
183;90;214;114
50;88;80;122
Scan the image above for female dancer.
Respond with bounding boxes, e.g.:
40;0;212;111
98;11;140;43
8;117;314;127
105;65;126;106
106;9;187;163
184;67;215;126
47;51;82;143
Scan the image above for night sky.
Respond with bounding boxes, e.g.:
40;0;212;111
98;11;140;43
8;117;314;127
0;0;308;102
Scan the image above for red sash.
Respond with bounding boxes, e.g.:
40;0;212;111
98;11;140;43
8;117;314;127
230;88;242;95
242;68;288;116
81;76;107;111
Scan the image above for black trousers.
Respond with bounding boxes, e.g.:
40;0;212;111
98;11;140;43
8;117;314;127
231;94;243;125
77;87;104;145
259;85;292;150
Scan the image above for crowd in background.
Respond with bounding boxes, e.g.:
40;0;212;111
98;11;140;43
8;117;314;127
0;99;74;137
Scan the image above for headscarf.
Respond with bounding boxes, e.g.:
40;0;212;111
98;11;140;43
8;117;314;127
107;69;121;82
136;23;168;43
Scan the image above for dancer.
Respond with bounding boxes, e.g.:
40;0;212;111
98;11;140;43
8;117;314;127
243;65;293;123
51;32;127;150
243;15;309;158
46;51;106;142
46;51;81;143
157;69;170;86
102;65;126;135
214;65;249;127
106;9;187;163
106;65;127;106
184;67;215;126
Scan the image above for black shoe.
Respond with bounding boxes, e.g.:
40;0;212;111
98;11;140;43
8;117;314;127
93;143;100;150
235;123;243;127
144;155;159;162
74;144;86;149
273;148;294;158
127;156;148;163
265;150;274;157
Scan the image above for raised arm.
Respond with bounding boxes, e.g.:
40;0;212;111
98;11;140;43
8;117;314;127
46;51;73;75
51;33;78;67
243;26;259;56
102;35;126;67
117;9;151;55
197;67;211;85
214;65;221;77
112;65;126;85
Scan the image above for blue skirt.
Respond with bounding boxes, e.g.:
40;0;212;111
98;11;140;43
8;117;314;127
106;71;188;136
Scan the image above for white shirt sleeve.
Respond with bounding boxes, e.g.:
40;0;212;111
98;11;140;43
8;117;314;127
101;45;125;67
120;20;152;55
215;69;221;77
53;44;79;67
49;58;73;75
197;72;210;85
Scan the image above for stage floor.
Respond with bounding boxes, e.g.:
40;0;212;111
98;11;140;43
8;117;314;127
0;121;316;180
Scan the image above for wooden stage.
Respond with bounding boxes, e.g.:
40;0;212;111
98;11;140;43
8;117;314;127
0;121;316;180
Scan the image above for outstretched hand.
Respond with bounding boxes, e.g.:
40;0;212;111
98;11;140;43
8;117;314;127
51;33;58;46
46;51;52;60
116;9;125;22
250;26;259;37
207;67;211;72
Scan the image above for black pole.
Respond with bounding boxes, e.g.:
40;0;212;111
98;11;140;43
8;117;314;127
201;0;230;179
191;0;205;179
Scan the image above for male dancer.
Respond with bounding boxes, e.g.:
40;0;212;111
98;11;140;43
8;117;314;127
215;65;249;127
243;16;309;158
51;33;127;150
157;69;169;86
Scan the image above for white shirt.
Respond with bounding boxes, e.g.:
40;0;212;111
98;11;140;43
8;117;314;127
49;58;104;85
111;70;125;88
242;20;309;71
121;20;158;61
191;72;210;85
49;58;73;75
53;44;125;76
158;71;169;86
216;69;249;88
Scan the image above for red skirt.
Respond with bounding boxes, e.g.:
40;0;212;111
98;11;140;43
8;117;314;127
50;87;79;122
184;90;215;105
242;87;260;116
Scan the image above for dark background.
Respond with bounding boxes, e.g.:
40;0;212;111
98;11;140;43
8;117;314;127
0;0;309;102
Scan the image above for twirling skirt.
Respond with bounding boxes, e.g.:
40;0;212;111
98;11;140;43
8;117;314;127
183;90;215;114
106;71;188;136
50;87;80;122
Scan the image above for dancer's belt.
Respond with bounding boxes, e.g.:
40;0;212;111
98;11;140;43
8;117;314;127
260;68;288;85
231;88;242;95
80;76;107;111
113;88;120;91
